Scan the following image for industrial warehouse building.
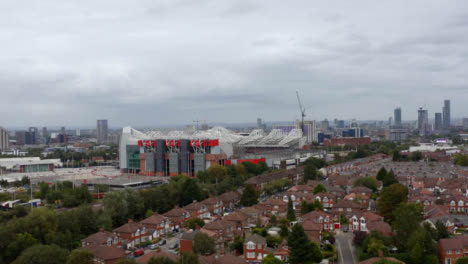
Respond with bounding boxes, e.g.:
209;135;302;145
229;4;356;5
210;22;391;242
0;157;62;174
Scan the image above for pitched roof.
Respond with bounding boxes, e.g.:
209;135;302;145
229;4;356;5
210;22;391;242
366;221;392;236
219;191;241;203
201;196;223;206
81;230;115;245
224;212;247;222
84;245;125;261
245;234;266;244
114;220;145;234
184;201;206;211
181;230;202;241
164;207;188;218
140;213;169;226
137;251;179;263
203;220;234;231
439;236;468;250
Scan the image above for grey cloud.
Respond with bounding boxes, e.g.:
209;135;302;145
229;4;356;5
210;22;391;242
0;0;467;127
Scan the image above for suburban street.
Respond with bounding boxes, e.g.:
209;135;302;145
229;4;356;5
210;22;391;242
335;231;357;264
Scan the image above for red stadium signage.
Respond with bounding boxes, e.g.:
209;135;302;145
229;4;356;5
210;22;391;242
137;139;219;147
137;140;157;147
190;139;219;147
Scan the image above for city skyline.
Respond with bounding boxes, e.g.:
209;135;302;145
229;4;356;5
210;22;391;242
0;1;467;127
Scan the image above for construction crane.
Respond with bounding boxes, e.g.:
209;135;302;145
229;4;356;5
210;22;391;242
296;91;306;131
193;120;207;130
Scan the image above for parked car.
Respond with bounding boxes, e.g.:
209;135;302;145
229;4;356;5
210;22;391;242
159;239;166;246
169;243;179;250
134;248;144;257
149;244;159;250
343;226;348;233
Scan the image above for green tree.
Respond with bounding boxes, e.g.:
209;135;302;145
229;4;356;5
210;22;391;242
393;203;423;251
280;223;289;238
103;190;129;226
207;165;227;184
66;249;94;264
269;214;277;227
178;252;199;264
256;161;269;174
455;154;468;166
12;244;69;264
192;232;216;255
353;177;378;192
146;209;154;218
456;257;468;264
378;183;408;221
376;167;388;181
262;253;281;264
304;163;318;182
287;199;296;222
241;185;258;206
435;220;450;240
382;169;398;187
179;178;202;207
313;199;324;211
229;236;244;254
411;151;423;161
300;200;313;215
409;243;423;264
288;223;322;264
5;233;38;263
242;162;258;175
392;151;401;161
313;184;327;194
184;218;205;230
367;237;386;257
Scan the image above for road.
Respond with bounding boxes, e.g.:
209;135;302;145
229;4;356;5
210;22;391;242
335;231;357;264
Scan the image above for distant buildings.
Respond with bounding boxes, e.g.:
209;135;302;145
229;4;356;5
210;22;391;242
434;113;442;131
443;99;451;129
394;107;402;127
15;131;36;145
97;120;108;144
0;127;9;150
336;120;345;129
418;107;429;136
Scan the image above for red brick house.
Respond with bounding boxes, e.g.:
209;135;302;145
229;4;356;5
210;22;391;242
179;230;201;254
81;228;121;247
446;195;468;214
201;219;237;242
313;192;336;209
114;220;151;249
163;207;190;230
301;209;336;231
261;198;287;216
438;236;468;264
332;200;361;218
244;234;268;262
224;212;248;229
348;212;385;234
302;221;322;244
184;201;211;219
287;185;315;194
201;197;224;216
219;191;241;211
84;245;126;264
139;213;172;238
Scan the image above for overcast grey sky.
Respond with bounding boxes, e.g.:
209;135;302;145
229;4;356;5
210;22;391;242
1;0;467;128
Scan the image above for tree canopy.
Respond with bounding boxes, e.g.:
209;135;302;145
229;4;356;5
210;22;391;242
241;185;258;206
